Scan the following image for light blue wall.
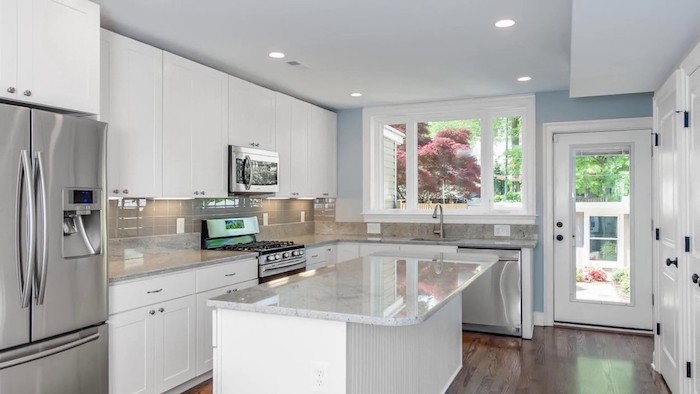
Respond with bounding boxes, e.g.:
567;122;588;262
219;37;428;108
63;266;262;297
533;90;653;311
335;91;654;311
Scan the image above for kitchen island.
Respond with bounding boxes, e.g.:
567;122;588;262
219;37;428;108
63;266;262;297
208;251;497;394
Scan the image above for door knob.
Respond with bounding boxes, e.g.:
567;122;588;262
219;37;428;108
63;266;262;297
666;258;678;267
692;273;699;284
6;86;15;93
556;234;564;241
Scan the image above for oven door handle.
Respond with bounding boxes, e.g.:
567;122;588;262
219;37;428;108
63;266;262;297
243;155;252;190
261;259;305;272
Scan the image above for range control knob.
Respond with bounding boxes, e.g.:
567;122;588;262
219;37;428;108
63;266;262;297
266;255;275;262
275;253;282;260
292;250;299;256
283;252;290;258
299;250;305;255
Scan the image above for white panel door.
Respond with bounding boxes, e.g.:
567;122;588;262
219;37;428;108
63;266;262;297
18;0;99;113
101;30;163;198
310;106;337;197
229;76;276;150
155;295;196;393
553;130;652;329
275;92;292;197
289;97;311;197
191;62;228;198
0;0;17;101
656;77;683;394
109;306;156;394
195;280;258;376
688;67;700;394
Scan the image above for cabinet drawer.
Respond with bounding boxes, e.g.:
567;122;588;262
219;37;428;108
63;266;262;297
196;258;258;292
305;246;327;265
109;271;196;314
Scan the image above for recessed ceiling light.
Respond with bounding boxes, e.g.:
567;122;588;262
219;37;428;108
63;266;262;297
495;19;516;28
268;52;285;59
350;92;363;97
517;76;532;82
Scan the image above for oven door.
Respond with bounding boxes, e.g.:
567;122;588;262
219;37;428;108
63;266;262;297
229;146;279;193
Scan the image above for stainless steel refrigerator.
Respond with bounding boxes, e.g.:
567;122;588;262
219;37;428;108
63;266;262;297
0;103;108;393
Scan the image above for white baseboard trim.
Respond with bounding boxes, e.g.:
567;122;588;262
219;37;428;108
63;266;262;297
533;312;548;326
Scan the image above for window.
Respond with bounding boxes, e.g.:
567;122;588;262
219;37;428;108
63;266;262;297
364;96;535;223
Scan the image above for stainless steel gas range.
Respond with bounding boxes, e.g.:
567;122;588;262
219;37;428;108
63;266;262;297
201;217;305;283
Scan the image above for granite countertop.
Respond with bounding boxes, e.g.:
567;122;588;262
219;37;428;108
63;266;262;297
109;249;258;283
260;234;537;249
208;251;497;326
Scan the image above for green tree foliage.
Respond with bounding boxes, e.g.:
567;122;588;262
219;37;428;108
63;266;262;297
493;116;522;202
575;154;629;201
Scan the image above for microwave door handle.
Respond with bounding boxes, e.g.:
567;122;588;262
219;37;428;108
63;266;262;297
244;155;252;190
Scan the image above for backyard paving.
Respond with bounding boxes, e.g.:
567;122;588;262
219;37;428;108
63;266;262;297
576;281;630;304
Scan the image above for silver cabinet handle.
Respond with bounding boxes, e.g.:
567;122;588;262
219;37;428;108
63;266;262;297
323;193;329;196
23;90;31;97
194;191;200;195
0;332;100;370
226;289;238;294
149;310;155;315
147;288;163;294
311;254;319;258
7;86;15;93
112;189;119;194
158;307;164;313
34;152;49;304
16;150;35;308
122;189;128;194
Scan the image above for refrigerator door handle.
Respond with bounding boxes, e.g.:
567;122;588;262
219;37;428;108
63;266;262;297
0;331;100;370
15;150;35;308
34;151;49;305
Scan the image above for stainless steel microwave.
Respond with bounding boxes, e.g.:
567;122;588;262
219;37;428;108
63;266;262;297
228;146;279;193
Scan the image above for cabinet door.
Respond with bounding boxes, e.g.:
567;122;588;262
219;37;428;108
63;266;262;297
0;0;17;101
154;295;197;393
336;243;360;263
275;92;292;197
162;52;196;197
191;63;228;198
229;76;276;150
310;106;337;197
326;244;337;264
109;306;156;394
18;0;99;114
101;30;163;198
195;279;257;375
289;98;311;197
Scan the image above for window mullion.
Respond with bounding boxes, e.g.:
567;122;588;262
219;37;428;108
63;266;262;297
406;121;418;210
481;115;494;211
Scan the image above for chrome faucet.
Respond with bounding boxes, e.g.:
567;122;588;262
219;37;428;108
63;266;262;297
432;204;444;239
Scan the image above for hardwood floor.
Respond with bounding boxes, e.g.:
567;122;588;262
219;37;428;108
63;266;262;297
182;327;670;394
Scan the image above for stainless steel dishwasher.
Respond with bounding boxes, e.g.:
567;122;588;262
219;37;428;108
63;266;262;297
458;247;521;337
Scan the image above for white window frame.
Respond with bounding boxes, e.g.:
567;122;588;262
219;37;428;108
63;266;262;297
362;95;536;224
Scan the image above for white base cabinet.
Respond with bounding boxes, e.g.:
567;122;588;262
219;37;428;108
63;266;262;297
305;244;337;271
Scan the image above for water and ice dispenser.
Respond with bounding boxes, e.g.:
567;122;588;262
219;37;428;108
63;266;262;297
62;189;102;258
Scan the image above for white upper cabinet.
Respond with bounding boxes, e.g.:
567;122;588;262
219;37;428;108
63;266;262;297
229;76;276;151
275;93;312;197
11;0;100;113
162;52;228;198
310;106;337;197
100;30;163;198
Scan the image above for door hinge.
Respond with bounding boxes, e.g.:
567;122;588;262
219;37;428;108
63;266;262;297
685;236;691;253
656;323;661;335
655;228;660;241
684;111;690;128
687;361;692;378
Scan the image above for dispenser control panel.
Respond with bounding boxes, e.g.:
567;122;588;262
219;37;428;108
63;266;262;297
72;190;93;204
63;188;102;212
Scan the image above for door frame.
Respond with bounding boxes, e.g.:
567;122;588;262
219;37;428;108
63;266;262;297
542;117;653;326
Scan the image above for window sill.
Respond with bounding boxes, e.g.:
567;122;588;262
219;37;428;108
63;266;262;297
362;211;537;225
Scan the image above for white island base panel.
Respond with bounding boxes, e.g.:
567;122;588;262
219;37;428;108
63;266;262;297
213;296;463;394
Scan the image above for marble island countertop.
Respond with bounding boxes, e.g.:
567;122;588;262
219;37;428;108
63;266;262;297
208;251;498;326
109;249;258;283
260;233;538;249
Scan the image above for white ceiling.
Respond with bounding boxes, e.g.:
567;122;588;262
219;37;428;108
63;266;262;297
95;0;700;110
570;0;700;97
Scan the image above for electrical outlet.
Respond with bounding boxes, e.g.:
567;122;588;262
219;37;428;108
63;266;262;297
494;224;511;237
367;223;381;234
262;213;269;226
310;361;328;393
301;211;305;223
176;218;185;234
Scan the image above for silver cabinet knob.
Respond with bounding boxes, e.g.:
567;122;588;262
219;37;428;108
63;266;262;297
122;189;129;194
158;307;165;313
149;310;155;315
6;86;15;93
250;142;256;146
226;289;238;294
200;191;205;195
23;90;32;97
112;189;119;194
194;191;200;195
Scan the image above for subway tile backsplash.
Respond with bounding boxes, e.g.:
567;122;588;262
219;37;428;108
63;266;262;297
108;197;334;239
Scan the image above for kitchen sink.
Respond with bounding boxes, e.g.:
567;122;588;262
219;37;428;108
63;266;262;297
409;237;461;242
